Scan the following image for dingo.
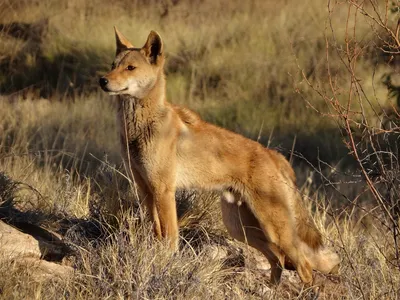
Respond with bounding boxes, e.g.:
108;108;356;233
99;29;340;284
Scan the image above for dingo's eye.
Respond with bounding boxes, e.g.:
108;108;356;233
126;65;135;71
111;63;116;69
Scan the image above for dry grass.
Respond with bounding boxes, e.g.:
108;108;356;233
0;93;399;299
0;0;400;299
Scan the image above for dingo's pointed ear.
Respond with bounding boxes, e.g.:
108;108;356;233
114;27;133;55
141;31;163;64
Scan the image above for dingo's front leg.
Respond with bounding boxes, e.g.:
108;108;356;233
152;186;179;251
138;176;179;250
143;193;162;240
126;168;163;241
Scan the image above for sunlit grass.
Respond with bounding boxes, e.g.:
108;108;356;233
0;0;399;299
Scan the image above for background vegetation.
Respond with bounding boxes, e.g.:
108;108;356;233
0;0;399;298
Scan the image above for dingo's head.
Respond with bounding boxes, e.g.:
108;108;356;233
99;28;164;98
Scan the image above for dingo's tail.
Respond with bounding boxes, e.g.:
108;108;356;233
295;195;341;274
295;198;323;250
274;150;324;250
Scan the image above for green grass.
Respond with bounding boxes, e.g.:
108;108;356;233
0;0;390;135
0;0;393;165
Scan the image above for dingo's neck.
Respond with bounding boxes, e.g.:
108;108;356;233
117;72;167;142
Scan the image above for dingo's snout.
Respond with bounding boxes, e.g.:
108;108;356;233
99;77;109;91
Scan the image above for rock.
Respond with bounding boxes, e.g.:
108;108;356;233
0;220;42;260
0;220;73;279
18;257;73;280
204;244;230;261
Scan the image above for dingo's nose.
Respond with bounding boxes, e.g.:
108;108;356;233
99;77;108;88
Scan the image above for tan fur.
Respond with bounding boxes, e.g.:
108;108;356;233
271;152;323;250
99;29;340;284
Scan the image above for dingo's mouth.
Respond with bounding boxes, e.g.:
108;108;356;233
104;87;128;95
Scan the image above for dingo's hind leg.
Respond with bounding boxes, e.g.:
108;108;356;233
246;190;313;284
221;196;285;284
